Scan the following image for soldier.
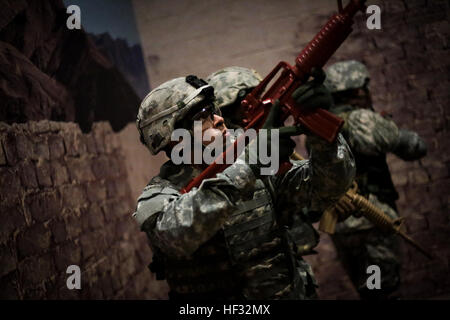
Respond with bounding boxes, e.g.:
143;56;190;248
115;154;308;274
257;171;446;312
206;66;322;259
133;72;355;300
322;60;427;299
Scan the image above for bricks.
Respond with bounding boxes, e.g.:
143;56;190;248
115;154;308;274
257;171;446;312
36;160;53;187
99;274;114;298
48;134;65;159
405;213;429;234
2;132;19;165
0;201;26;244
426;209;449;230
0;140;6;166
0;116;149;299
408;168;429;185
105;179;120;198
50;160;69;186
85;181;107;202
60;184;87;208
29;121;51;134
0;273;20;300
0;167;21;197
49;219;68;244
63;130;87;157
54;242;81;272
31;137;50;161
66;158;95;183
84;135;97;154
0;243;17;278
18;160;38;189
25;192;61;222
85;203;105;230
91;155;110;179
17;223;52;258
64;213;82;239
18;254;55;287
91;122;110;154
80;231;100;260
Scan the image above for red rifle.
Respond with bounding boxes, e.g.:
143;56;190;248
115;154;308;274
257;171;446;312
181;0;367;194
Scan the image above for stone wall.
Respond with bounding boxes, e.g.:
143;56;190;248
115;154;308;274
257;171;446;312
0;120;168;299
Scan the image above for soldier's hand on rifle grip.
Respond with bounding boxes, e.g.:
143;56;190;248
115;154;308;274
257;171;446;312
241;100;302;177
291;67;334;113
264;100;303;163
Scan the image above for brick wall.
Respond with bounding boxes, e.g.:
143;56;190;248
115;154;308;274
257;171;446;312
0;120;168;299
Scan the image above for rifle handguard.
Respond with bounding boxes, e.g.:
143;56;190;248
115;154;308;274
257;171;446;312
318;182;433;259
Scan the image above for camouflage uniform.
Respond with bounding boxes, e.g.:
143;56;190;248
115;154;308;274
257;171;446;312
133;74;356;300
206;66;263;130
207;66;322;258
324;61;427;299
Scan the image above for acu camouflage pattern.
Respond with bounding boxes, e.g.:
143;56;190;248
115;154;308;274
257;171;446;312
339;108;399;157
324;60;370;93
332;192;401;299
206;66;263;109
134;131;355;300
326;61;427;297
330;105;403;299
207;66;322;261
332;220;401;299
137;77;213;155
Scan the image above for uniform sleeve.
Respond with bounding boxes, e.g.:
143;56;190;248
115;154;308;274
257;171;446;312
344;109;399;156
274;133;356;213
343;109;427;160
391;129;427;160
133;159;257;258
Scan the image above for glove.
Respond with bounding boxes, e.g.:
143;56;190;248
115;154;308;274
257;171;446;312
240;100;302;176
261;99;302;162
393;129;427;161
291;68;334;111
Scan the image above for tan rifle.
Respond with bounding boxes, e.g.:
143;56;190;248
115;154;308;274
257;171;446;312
291;152;433;260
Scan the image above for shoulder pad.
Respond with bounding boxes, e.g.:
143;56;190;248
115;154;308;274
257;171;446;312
133;184;180;227
138;185;179;202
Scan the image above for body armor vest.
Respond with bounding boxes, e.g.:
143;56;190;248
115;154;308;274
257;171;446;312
149;163;309;300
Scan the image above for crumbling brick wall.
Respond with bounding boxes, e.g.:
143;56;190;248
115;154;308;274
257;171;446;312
0;120;168;299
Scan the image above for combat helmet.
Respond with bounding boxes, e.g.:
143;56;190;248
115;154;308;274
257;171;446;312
206;66;262;109
137;75;215;155
324;60;370;93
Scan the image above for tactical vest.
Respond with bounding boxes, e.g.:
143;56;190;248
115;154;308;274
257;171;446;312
148;163;315;300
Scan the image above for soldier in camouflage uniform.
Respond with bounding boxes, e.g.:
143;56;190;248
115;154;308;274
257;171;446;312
133;72;355;300
322;60;427;299
206;66;323;258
